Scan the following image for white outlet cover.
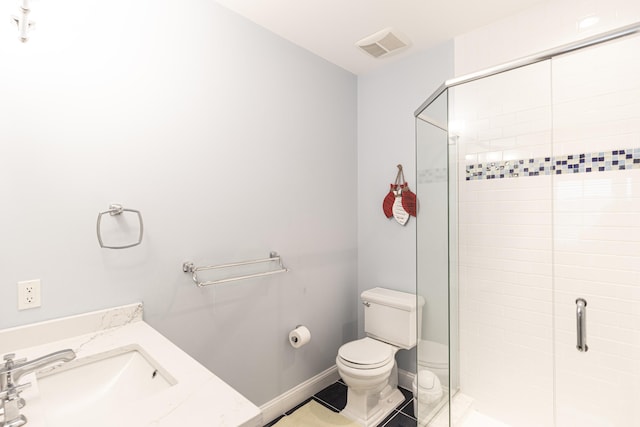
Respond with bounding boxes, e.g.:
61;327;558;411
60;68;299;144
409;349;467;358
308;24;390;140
18;279;41;310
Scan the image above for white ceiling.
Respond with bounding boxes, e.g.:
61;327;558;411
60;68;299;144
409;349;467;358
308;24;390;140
214;0;546;75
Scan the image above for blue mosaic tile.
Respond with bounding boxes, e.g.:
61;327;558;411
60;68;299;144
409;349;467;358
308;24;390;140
465;148;640;181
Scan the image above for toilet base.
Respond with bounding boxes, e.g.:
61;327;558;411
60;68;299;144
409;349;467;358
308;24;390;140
340;386;405;427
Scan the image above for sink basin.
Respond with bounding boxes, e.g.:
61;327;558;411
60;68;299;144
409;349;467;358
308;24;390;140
35;345;177;427
0;304;262;427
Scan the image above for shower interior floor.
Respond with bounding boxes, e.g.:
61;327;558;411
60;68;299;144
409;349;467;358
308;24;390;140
419;391;510;427
460;411;511;427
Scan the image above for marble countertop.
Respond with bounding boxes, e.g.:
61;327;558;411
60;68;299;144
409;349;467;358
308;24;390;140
0;303;262;427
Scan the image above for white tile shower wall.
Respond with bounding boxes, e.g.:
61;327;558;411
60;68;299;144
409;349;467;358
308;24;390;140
452;61;552;167
553;35;640;156
551;34;640;427
455;60;554;427
458;179;554;427
553;172;640;426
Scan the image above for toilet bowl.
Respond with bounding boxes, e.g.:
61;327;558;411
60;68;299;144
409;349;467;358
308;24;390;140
336;288;425;427
336;338;404;427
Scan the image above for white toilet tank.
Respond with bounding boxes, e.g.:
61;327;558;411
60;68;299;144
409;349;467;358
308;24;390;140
362;287;425;349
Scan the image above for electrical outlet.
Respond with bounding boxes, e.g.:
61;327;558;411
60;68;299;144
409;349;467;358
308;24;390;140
18;279;41;310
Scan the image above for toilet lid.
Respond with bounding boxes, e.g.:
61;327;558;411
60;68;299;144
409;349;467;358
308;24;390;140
338;337;394;369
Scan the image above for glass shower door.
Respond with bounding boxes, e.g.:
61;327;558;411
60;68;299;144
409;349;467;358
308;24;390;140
417;25;640;427
551;34;640;427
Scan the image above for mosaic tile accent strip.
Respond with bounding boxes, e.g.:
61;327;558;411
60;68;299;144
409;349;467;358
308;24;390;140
466;148;640;181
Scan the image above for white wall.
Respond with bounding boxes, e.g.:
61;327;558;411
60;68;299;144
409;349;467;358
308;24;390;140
357;42;454;372
0;0;357;406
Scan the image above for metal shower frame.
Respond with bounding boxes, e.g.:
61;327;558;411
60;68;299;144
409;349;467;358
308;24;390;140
415;21;640;118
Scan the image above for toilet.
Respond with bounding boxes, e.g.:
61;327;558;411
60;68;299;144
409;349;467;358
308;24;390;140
336;287;425;426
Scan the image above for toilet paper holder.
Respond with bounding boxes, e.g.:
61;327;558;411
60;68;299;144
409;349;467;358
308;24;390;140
289;325;311;348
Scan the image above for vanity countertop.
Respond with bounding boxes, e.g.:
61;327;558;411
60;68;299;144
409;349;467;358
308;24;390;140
0;303;263;427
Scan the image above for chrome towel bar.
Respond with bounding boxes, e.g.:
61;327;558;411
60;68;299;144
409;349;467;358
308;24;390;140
182;251;288;287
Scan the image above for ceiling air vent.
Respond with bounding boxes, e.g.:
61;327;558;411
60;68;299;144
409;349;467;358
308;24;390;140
356;28;410;58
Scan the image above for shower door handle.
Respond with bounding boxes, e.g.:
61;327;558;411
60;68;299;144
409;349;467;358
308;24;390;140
576;298;588;352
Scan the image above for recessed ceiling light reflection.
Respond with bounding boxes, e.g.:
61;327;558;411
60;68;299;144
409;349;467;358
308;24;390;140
578;16;600;30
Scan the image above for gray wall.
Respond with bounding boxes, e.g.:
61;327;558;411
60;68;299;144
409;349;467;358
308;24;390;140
0;0;357;406
357;41;454;372
0;0;455;407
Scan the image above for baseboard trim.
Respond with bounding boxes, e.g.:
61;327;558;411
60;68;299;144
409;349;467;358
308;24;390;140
260;365;340;425
398;368;415;391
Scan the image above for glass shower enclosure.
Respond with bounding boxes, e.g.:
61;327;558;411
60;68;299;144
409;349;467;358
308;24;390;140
415;90;458;427
415;22;640;427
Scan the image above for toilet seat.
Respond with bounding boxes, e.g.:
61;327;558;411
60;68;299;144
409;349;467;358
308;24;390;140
338;337;394;369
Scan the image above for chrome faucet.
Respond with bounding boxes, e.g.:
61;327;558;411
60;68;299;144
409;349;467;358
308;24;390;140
0;349;76;427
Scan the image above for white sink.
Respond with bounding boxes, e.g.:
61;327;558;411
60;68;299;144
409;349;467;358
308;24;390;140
0;304;262;427
36;345;176;427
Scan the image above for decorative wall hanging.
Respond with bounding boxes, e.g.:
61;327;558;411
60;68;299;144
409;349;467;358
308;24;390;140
382;164;417;225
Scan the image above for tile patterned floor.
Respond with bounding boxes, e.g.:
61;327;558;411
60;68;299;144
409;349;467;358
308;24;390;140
264;380;417;427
